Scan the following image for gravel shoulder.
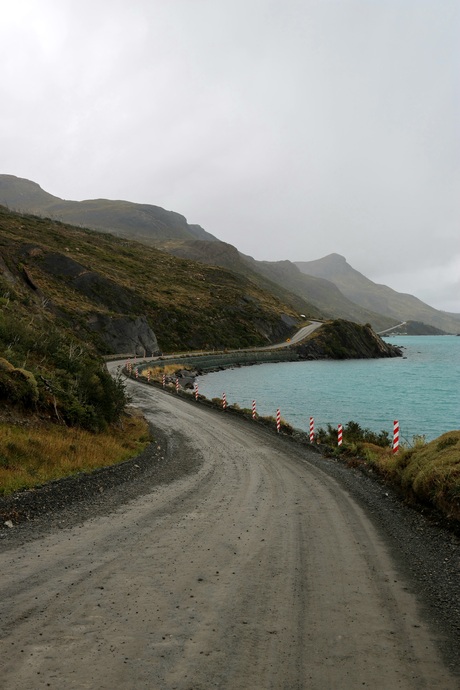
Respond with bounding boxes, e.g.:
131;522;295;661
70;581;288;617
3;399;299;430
1;370;459;688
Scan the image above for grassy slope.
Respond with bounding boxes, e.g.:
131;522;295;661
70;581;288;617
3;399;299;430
0;411;150;495
359;432;460;524
0;206;301;354
383;431;460;521
157;239;323;320
160;239;396;330
0;174;216;243
0;175;400;331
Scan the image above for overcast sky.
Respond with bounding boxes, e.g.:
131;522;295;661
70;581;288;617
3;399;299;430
1;0;459;312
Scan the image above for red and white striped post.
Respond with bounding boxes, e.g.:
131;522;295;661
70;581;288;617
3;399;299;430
175;378;179;393
338;423;343;446
252;400;257;419
309;416;314;443
194;383;199;401
276;408;281;433
162;373;166;388
135;367;139;379
222;392;227;410
393;420;400;454
147;370;150;383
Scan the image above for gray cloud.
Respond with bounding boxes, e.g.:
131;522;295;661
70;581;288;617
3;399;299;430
1;0;459;311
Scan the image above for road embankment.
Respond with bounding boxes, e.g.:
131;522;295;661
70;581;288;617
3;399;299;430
140;348;301;372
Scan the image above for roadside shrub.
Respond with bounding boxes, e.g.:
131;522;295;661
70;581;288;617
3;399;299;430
0;309;128;431
10;368;39;405
437;436;458;452
0;365;38;407
0;358;14;372
316;421;391;449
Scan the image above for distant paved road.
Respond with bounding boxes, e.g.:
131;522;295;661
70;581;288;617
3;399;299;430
114;321;324;364
260;320;323;349
0;370;457;689
377;321;407;335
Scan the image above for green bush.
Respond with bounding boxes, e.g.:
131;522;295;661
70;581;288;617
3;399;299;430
0;357;14;372
0;365;39;407
10;368;39;405
316;420;391;448
0;311;127;431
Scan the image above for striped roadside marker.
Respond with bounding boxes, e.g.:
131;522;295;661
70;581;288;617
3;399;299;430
175;378;179;393
147;370;150;382
222;392;227;410
162;373;166;388
194;383;199;401
276;408;281;433
135;367;139;379
393;420;400;454
309;416;314;443
252;400;257;419
338;423;343;446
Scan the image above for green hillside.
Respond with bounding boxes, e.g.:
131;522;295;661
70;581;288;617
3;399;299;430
0;174;446;333
0;205;304;429
158;238;324;320
0;206;302;352
4;174;457;334
0;174;217;244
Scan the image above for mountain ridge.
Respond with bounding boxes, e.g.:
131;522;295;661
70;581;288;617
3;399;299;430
0;174;217;244
1;174;458;333
295;255;460;334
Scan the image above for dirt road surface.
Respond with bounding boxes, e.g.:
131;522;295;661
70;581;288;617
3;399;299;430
1;370;458;689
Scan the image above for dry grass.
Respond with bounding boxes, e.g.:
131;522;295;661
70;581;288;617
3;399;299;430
143;364;192;381
0;412;151;495
362;431;460;521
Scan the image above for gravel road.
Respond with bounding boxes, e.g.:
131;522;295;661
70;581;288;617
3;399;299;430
1;367;459;689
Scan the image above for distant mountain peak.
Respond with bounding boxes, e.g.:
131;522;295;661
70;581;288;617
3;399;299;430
321;253;348;264
296;253;357;281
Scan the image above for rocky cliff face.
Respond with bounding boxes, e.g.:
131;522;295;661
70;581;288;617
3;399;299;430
87;315;159;356
17;246;160;356
294;320;402;360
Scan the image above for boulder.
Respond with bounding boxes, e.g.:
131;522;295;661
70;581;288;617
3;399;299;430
87;314;159;356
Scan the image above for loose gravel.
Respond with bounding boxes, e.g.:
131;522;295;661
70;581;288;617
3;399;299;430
1;395;459;674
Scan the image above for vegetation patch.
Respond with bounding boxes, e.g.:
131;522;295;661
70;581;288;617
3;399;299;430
377;431;460;521
316;420;391;448
0;412;150;495
315;424;460;524
0;310;127;432
0;205;300;355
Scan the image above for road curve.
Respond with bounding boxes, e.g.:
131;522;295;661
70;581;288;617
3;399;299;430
0;370;457;689
257;320;323;349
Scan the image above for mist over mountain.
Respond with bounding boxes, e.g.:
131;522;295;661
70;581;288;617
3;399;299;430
296;254;460;335
1;174;458;334
0;174;217;244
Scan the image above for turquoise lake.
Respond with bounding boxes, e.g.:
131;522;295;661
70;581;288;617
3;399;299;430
196;336;459;443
